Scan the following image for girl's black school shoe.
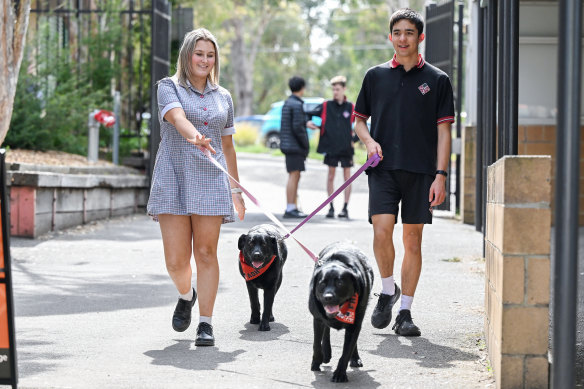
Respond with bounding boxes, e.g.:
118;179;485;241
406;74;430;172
195;322;215;346
172;289;197;332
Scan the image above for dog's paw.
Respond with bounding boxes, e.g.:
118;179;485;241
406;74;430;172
310;362;321;371
258;322;271;331
350;357;363;368
269;314;275;322
331;370;348;382
250;315;260;325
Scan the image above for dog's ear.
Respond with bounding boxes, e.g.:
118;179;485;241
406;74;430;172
310;267;322;293
270;236;279;255
237;234;247;250
347;268;364;294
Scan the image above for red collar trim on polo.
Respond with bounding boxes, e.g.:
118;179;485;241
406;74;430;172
239;251;276;281
335;293;359;324
390;54;425;69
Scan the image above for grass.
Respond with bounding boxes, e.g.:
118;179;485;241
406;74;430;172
441;257;462;263
235;143;281;155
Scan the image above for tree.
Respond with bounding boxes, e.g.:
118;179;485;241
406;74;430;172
192;0;287;116
0;0;31;145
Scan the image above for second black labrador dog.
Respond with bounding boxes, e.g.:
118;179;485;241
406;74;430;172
309;242;374;383
238;224;287;331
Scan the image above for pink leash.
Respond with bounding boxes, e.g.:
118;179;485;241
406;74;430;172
202;149;380;262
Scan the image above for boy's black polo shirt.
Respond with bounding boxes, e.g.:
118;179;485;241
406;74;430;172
354;54;455;176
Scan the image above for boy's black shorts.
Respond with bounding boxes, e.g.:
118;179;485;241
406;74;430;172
324;154;354;168
368;169;434;224
285;153;306;172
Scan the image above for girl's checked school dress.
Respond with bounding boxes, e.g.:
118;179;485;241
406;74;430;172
147;76;236;224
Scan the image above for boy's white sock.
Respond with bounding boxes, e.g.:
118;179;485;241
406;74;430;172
179;288;194;301
400;295;414;312
381;276;395;295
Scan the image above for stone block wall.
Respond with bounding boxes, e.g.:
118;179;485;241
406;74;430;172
460;124;584;225
485;156;551;389
7;165;149;238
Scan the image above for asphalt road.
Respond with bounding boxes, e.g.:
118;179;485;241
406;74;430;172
10;153;495;388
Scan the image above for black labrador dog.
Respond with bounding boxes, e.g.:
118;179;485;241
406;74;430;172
238;224;287;331
309;242;374;382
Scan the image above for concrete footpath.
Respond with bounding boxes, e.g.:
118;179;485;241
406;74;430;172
10;153;494;388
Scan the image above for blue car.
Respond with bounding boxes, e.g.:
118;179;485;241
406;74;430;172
233;115;266;130
260;97;324;149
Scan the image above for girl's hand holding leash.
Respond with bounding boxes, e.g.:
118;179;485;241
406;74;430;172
188;133;216;154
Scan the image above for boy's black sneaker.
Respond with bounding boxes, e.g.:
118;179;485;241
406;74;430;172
392;309;421;337
172;288;197;332
326;206;335;218
195;322;215;346
370;285;401;329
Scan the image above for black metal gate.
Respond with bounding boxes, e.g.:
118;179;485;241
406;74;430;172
148;0;171;178
28;0;170;175
425;1;456;211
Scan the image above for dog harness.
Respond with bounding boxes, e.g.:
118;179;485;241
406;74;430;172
239;251;276;281
335;293;359;324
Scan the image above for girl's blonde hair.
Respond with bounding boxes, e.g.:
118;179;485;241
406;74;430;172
175;28;220;88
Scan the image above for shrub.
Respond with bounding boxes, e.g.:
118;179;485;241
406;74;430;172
233;123;258;146
6;57;109;154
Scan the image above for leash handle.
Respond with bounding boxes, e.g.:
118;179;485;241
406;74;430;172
284;153;381;238
201;149;319;261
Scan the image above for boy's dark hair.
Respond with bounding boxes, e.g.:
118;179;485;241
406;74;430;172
288;76;306;93
389;8;424;35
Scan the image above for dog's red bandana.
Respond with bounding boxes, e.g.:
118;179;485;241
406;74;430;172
335;293;359;324
239;251;276;281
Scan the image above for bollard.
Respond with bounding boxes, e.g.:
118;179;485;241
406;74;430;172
88;112;100;162
88;109;116;162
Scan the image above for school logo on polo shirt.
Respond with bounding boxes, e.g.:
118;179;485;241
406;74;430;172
418;83;431;95
343;110;351;118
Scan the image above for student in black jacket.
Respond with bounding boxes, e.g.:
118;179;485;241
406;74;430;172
306;76;356;219
279;76;312;218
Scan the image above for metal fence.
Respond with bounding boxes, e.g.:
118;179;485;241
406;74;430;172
28;0;170;169
425;1;456;211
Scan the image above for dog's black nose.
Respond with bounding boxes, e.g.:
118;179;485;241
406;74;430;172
323;292;334;303
252;252;263;261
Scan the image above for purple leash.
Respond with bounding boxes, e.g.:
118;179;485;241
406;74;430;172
202;149;380;261
284;153;381;239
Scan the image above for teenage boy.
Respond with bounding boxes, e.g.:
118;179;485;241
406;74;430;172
306;75;356;219
280;76;311;219
353;8;454;336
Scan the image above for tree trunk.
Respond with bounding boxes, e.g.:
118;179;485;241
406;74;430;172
230;19;254;117
0;0;31;145
226;4;273;117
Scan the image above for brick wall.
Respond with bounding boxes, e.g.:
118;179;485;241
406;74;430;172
485;156;551;389
460;125;584;225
